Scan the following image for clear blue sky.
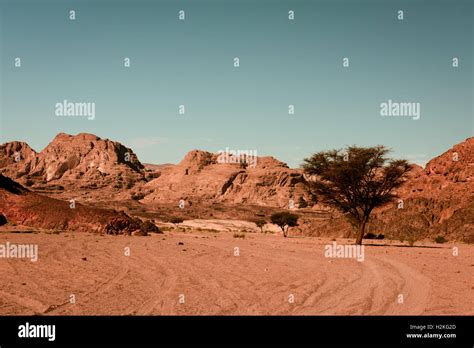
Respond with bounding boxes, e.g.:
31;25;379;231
1;0;472;167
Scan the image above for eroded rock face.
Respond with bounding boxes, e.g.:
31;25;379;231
141;150;315;208
370;137;474;242
0;142;38;180
0;133;145;191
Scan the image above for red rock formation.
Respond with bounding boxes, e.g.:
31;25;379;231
0;174;141;234
141;150;315;208
0;133;145;191
370;137;474;242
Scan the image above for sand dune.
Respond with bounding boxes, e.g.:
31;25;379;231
0;230;471;315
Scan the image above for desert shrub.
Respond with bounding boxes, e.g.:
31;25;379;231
131;192;145;200
24;179;34;187
407;235;417;247
366;231;384;240
170;217;184;226
364;232;377;239
233;233;245;239
434;235;447;244
399;225;421;247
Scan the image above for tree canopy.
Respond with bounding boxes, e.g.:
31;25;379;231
302;145;411;244
270;212;298;238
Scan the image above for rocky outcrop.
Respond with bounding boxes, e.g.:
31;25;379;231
0;174;144;234
0;133;146;191
141;150;315;208
369;137;474;242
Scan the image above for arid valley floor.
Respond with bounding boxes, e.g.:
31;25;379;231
0;225;472;315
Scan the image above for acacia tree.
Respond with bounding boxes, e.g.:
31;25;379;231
270;212;298;238
254;219;266;233
302;146;411;245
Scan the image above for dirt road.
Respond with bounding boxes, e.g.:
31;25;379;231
0;231;472;315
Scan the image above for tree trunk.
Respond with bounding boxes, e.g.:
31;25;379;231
283;227;287;238
355;219;367;245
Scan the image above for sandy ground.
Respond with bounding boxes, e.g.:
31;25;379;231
179;219;280;233
0;229;472;315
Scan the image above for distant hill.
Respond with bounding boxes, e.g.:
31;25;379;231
140;149;315;208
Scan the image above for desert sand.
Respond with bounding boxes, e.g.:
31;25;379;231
0;227;472;316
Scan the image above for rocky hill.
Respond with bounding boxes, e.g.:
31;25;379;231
140;150;316;208
370;137;474;242
0;133;146;194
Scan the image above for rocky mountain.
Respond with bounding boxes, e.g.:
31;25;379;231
0;134;315;206
369;137;474;242
0;174;143;234
140;150;315;208
0;133;146;193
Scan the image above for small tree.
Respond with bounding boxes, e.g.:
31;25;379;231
254;219;266;233
399;224;421;247
302;146;411;245
270;212;298;237
170;217;184;228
